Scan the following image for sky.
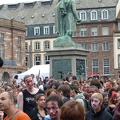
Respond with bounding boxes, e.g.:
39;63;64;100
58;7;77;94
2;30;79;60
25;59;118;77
0;0;43;5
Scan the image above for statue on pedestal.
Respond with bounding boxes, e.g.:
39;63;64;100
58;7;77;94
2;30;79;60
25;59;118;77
54;0;81;47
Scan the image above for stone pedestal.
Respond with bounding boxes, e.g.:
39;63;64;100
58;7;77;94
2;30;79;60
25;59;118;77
46;47;89;80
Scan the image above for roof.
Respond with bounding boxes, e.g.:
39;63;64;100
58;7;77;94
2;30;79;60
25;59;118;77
76;0;118;9
0;0;118;25
0;12;10;20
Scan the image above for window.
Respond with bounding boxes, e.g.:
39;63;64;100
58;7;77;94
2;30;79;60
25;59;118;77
91;27;98;36
25;56;29;67
80;10;87;21
118;55;120;68
53;26;56;34
25;28;28;36
34;27;40;35
17;36;21;44
92;59;99;73
35;42;40;50
103;59;110;74
25;43;28;51
44;26;50;35
101;9;108;20
118;22;120;31
118;39;120;49
0;45;4;59
44;41;50;49
102;27;108;35
17;47;21;62
81;44;87;49
35;56;40;65
91;43;98;52
102;43;109;51
90;10;98;20
0;33;4;41
45;55;50;64
80;28;87;36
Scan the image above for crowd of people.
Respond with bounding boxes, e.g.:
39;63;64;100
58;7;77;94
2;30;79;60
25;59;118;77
0;73;120;120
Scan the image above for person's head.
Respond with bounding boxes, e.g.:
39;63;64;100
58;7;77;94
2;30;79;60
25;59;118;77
88;85;99;98
57;84;70;98
90;79;101;89
109;90;118;105
91;93;103;111
24;75;34;89
83;83;90;93
46;88;58;97
79;78;85;85
14;75;18;79
60;100;85;120
13;89;19;97
49;81;60;90
101;92;108;103
35;94;45;108
0;92;16;112
70;84;79;98
46;95;63;120
83;92;90;100
5;86;13;93
105;80;114;91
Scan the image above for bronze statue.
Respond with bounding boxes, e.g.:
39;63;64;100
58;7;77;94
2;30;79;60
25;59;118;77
55;0;81;37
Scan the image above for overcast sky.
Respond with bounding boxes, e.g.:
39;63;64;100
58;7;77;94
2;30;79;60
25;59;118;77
0;0;43;5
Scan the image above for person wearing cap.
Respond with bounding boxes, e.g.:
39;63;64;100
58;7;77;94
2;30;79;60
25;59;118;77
70;84;85;107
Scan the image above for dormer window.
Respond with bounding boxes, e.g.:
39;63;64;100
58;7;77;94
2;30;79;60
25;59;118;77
101;9;109;20
24;2;36;8
91;10;98;20
80;10;87;21
34;27;40;35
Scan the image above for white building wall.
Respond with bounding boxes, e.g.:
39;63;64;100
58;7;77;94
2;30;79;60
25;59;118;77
113;33;120;69
26;38;55;66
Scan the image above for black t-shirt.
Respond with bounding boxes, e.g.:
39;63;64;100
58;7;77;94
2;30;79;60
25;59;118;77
30;107;47;120
22;89;44;117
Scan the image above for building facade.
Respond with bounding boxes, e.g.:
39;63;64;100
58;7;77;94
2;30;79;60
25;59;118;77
0;14;26;83
0;0;120;79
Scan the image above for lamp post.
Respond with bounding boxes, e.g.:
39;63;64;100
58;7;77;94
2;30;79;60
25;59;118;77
0;57;3;67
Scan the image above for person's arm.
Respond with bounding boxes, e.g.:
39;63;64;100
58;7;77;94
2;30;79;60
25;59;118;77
36;70;40;81
17;92;23;111
71;1;81;22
